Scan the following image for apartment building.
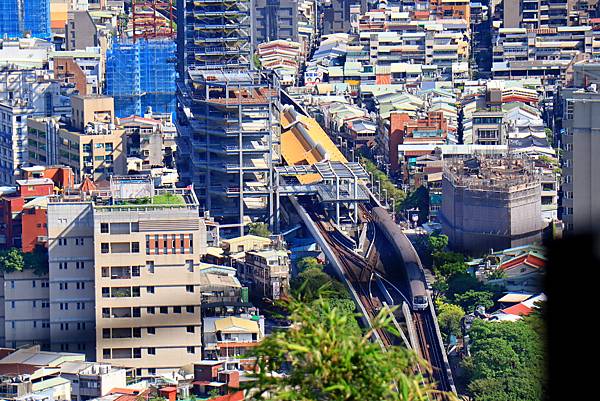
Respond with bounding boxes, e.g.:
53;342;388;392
47;176;208;375
0;68;72;185
502;0;569;29
1;269;51;351
471;110;509;145
253;0;300;45
241;249;290;301
27;95;127;182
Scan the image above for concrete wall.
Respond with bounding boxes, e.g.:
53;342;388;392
440;177;542;255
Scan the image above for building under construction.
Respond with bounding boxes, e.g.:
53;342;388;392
177;70;280;235
176;0;252;74
105;39;177;117
439;155;542;255
0;0;50;39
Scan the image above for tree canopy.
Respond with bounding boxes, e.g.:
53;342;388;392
245;297;443;401
463;318;546;401
296;257;323;273
427;234;448;254
0;246;48;276
436;301;465;340
291;267;351;302
248;222;271;238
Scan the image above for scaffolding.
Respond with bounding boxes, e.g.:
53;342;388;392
105;39;176;117
0;0;50;39
131;0;175;42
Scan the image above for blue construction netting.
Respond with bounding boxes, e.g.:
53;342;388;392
0;0;50;39
105;39;176;118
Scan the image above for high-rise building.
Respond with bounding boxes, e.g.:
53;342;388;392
176;0;252;74
0;0;51;39
176;0;281;235
47;177;208;374
252;0;300;46
559;62;600;234
176;70;280;236
27;95;128;182
502;0;569;29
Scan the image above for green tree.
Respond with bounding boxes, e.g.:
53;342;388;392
435;261;467;279
23;245;49;276
296;257;322;273
453;290;494;313
245;297;444;401
463;319;545;401
291;267;350;302
0;248;25;273
431;273;448;302
427;234;448;254
401;185;430;224
248;222;271;238
432;251;464;268
486;268;506;280
436;301;465;340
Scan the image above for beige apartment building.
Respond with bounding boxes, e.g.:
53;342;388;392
47;176;208;375
28;95;126;182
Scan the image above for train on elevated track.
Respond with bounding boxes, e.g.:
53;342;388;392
371;206;429;311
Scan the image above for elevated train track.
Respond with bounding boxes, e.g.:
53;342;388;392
295;196;455;397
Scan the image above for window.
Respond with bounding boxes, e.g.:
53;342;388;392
101;243;109;253
186;285;194;293
147;327;156;335
160;306;168;314
103;349;111;359
186;306;194;313
187;326;195;333
147;286;155;294
132;266;140;276
102;287;110;298
147;306;155;314
32;280;36;288
133;328;141;338
133;348;142;358
131;242;140;253
133;307;141;317
173;306;181;313
102;308;110;318
187;346;195;354
148;347;156;355
101;223;109;233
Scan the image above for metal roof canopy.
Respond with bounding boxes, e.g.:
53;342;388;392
275;161;369;181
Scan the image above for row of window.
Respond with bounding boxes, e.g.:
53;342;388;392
57;237;86;246
102;285;196;298
8;280;49;289
7;320;88;330
103;346;196;359
102;325;197;339
101;305;197;318
58;261;85;269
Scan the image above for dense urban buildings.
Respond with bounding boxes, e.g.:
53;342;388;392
0;0;593;399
